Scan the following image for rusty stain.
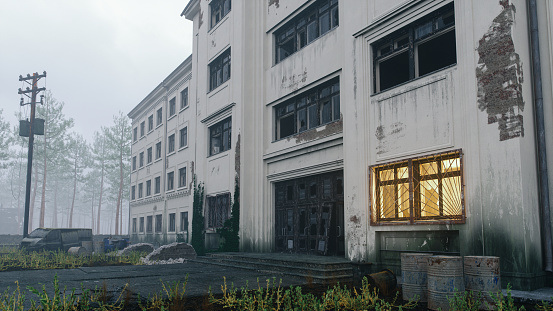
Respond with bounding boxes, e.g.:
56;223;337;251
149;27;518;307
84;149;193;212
235;133;241;182
190;161;195;189
211;40;216;48
476;0;524;141
269;0;279;8
288;117;343;144
375;122;405;155
350;215;360;224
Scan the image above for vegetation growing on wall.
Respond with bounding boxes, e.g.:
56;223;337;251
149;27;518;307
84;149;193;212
218;179;240;252
191;177;205;256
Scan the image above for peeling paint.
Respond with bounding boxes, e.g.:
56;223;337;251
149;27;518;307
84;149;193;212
211;40;216;48
288;117;343;144
350;215;360;224
375;122;406;155
268;0;279;9
281;68;308;91
476;0;524;141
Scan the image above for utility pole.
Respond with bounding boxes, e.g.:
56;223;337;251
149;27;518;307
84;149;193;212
18;71;46;237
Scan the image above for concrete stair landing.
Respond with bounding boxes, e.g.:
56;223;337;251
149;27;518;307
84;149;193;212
191;252;354;284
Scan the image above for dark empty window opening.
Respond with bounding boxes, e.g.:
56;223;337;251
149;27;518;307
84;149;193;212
373;3;456;92
275;78;340;140
207;193;231;228
275;0;339;64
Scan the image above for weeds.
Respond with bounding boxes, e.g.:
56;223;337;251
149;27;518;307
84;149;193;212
209;276;417;310
0;248;146;272
139;276;189;311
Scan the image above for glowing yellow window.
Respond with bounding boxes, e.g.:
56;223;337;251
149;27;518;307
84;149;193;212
370;150;464;224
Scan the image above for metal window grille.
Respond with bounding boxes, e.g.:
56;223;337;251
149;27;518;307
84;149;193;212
370;150;464;224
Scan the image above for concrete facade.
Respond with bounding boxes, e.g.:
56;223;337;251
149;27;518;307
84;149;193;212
128;0;553;290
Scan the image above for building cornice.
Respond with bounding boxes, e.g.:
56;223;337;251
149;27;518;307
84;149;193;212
181;0;200;21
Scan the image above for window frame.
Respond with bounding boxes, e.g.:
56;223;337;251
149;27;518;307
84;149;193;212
274;0;339;64
275;77;340;140
131;185;136;200
169;97;176;117
168;134;175;154
209;48;231;91
155;176;161;194
210;0;231;29
146;179;152;197
169;213;176;232
180;88;189;110
372;3;456;93
155;214;162;233
179;167;187;188
156;108;163;126
155;142;162;160
148;115;154;132
180;211;189;232
140;121;145;137
146;215;153;233
139;152;144;168
139;217;145;233
209;117;232;156
369;149;465;225
179;126;188;149
132;218;137;233
132;156;137;171
138;182;143;199
207;192;231;229
167;171;174;191
147;147;153;164
133;127;138;142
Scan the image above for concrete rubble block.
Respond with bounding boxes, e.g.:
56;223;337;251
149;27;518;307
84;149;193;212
117;243;155;256
142;242;197;264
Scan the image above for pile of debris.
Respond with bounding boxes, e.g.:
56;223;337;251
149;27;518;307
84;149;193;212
139;242;197;265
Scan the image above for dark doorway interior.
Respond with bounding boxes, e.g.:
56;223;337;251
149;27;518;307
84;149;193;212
275;171;344;256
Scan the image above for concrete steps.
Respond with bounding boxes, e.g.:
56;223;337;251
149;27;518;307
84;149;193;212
190;252;354;284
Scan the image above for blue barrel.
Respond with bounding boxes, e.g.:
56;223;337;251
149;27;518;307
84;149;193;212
427;256;464;311
464;256;500;309
401;253;432;302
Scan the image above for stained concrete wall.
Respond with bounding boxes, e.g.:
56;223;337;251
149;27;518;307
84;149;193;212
347;0;546;290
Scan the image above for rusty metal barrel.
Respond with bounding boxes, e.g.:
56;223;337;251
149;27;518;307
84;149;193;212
464;256;501;309
427;256;464;311
401;253;432;302
68;246;87;256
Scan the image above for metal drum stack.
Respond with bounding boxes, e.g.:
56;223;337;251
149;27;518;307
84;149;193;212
464;256;501;309
401;253;432;302
427;256;465;311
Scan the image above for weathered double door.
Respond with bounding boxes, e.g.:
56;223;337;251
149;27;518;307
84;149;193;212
275;171;344;256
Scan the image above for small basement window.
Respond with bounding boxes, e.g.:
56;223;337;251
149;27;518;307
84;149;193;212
373;3;456;92
369;150;464;225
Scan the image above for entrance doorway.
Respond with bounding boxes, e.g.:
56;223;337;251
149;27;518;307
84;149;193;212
275;171;345;256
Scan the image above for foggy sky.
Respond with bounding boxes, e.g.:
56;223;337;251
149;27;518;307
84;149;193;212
0;1;193;142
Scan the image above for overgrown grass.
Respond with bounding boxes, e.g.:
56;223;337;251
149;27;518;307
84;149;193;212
0;248;146;272
448;284;527;311
209;276;417;310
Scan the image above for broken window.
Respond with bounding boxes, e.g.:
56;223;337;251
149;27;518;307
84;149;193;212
138;183;143;199
167;171;174;191
146;180;151;197
209;117;231;156
373;3;456;92
169;97;176;117
168;134;175;153
169;213;176;232
155;214;162;233
180;211;189;232
210;0;231;29
140;121;145;137
179;167;187;188
133;127;137;142
275;0;339;64
207;193;231;228
209;48;231;91
139;217;144;233
132;218;137;233
275;78;340;140
132;156;136;171
180;88;188;109
370;150;464;224
131;185;136;200
146;216;153;233
139;152;144;168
